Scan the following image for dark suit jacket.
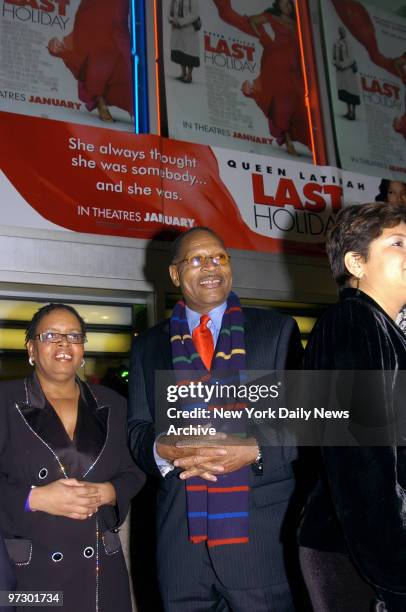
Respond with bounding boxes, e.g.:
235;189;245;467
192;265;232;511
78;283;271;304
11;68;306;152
299;288;406;597
128;306;303;594
0;374;145;612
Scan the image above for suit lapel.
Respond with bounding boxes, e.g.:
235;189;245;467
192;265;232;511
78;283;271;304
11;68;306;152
75;379;109;477
242;309;256;370
17;374;62;446
16;374;109;478
159;319;173;369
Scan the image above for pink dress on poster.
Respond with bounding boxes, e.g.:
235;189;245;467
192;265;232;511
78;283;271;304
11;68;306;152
213;0;310;152
331;0;406;140
48;0;133;119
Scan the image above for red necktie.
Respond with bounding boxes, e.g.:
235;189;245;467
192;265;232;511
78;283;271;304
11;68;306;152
193;314;214;370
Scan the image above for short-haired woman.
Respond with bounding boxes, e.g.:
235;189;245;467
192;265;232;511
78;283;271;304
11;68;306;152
299;202;406;611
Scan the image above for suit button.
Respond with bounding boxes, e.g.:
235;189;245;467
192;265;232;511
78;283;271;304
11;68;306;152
83;546;94;558
51;552;63;563
38;468;48;480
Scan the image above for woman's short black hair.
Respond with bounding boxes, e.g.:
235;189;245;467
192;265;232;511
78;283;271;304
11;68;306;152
326;201;406;288
25;303;86;344
375;179;390;202
266;0;295;19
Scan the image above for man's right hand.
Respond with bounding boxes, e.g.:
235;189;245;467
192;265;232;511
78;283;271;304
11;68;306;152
156;435;227;482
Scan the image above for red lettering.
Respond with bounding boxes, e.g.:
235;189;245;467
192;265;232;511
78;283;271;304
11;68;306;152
54;0;69;16
323;185;343;212
253;175;343;212
362;77;381;94
252;173;276;205
5;0;38;6
274;179;303;209
382;83;400;100
252;175;304;210
245;46;255;62
204;35;254;61
4;0;69;13
230;43;244;60
204;34;217;53
303;183;326;213
362;77;400;99
40;0;54;12
204;36;232;57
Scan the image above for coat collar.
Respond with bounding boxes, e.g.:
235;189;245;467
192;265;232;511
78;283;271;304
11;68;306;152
17;373;109;479
23;371;105;413
339;287;387;313
339;287;405;335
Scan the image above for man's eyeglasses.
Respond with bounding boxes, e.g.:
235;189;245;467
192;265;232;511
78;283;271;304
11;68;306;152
174;253;231;268
35;332;87;344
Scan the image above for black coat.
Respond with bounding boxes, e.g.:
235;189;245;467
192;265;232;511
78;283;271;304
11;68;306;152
0;525;15;612
0;374;145;612
128;306;303;598
299;288;406;596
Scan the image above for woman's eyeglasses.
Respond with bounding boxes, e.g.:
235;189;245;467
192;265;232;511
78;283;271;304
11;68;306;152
175;253;231;268
35;332;87;344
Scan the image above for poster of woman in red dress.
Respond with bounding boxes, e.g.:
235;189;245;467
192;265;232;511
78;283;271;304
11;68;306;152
321;0;406;180
47;0;133;124
213;0;311;156
331;0;406;140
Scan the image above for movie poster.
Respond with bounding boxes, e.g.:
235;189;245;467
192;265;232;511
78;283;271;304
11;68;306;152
0;112;388;257
161;0;314;161
0;0;134;131
321;0;406;181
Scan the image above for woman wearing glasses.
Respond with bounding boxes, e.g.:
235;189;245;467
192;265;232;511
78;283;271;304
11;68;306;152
0;303;145;612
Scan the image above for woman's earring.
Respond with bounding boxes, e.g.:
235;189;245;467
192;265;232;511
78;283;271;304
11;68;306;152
29;355;35;366
356;275;363;290
80;358;85;368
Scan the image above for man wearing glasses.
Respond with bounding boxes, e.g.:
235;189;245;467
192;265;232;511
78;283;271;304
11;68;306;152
128;226;303;611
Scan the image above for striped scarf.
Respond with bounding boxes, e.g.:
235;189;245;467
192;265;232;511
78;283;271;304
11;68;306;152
170;292;249;547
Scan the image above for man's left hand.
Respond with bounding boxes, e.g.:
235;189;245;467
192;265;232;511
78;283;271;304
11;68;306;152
174;436;258;479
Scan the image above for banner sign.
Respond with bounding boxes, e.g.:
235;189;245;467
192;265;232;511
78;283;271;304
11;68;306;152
160;0;314;161
321;0;406;181
0;112;385;256
0;0;134;132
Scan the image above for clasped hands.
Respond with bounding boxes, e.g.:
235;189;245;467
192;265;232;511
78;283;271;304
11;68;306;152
168;17;182;28
157;433;258;481
29;479;116;520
